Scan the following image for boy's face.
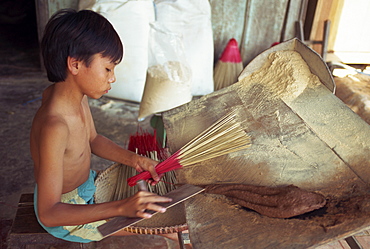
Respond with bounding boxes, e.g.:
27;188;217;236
77;53;118;99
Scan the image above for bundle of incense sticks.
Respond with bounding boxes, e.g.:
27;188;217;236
127;110;251;186
214;38;243;91
110;129;178;201
127;129;169;161
110;164;178;201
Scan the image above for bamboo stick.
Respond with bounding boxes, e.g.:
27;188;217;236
127;109;252;186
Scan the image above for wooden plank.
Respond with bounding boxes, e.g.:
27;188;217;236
284;84;370;183
309;0;334;54
7;194;81;248
327;0;344;51
7;194;176;248
35;0;49;45
10;206;45;234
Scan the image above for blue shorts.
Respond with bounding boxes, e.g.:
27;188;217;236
34;170;106;243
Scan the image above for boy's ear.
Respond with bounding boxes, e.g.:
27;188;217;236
67;56;81;75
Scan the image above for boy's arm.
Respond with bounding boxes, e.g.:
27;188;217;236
90;134;159;181
36;119;169;227
85;98;160;181
35;117;68;226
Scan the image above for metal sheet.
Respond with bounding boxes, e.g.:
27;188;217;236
97;184;204;238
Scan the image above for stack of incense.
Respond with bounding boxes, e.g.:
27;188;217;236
112;129;177;199
128;110;251;186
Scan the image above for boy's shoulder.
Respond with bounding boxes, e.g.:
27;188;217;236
33;104;69;139
33;85;69;132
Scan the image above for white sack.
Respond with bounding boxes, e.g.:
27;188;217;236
138;22;192;120
154;0;214;96
91;0;155;102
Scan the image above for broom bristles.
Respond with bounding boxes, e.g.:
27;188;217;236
127;110;251;186
214;61;244;90
214;38;243;91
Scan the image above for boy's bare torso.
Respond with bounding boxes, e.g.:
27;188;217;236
30;84;93;193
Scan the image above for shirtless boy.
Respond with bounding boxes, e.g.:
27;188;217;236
30;9;171;243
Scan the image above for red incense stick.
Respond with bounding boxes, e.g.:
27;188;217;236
127;110;251;186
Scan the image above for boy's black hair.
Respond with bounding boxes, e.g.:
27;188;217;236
41;9;124;82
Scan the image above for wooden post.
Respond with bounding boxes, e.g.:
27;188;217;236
34;0;49;71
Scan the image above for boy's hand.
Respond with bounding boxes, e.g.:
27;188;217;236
119;191;172;218
133;155;160;184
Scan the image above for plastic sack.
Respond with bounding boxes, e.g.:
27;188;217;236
138;22;192;120
90;0;155;102
154;0;214;96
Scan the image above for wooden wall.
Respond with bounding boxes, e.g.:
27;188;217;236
35;0;79;48
35;0;304;67
210;0;304;66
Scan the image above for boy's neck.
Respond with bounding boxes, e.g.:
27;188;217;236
51;79;86;110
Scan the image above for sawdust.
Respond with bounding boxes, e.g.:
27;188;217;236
138;61;192;120
240;50;321;102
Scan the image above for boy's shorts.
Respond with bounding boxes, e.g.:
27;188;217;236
34;170;107;243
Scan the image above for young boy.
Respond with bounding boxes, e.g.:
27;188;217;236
30;9;172;243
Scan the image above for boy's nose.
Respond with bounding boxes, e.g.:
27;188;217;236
109;75;116;83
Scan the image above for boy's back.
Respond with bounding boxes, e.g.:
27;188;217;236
30;84;92;194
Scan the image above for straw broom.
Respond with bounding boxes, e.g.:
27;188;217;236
127;109;251;187
214;38;243;91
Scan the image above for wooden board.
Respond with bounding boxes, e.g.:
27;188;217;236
162;39;370;248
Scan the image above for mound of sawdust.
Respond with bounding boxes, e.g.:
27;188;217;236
138;61;192;120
